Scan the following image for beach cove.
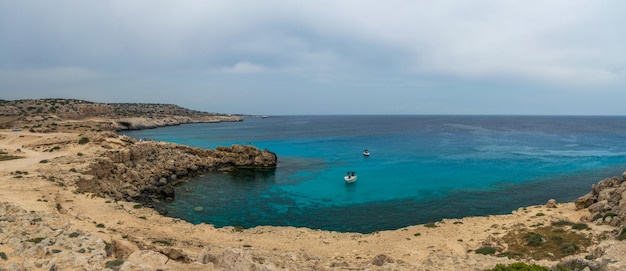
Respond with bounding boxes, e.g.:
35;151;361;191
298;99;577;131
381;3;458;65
1;100;626;270
125;115;626;233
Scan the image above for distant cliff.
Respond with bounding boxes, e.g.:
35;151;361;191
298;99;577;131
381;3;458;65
0;98;242;131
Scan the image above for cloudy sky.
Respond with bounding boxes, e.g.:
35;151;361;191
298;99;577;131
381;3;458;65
1;1;625;115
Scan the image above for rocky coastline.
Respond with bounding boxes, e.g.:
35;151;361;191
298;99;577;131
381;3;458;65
54;131;277;211
1;99;626;270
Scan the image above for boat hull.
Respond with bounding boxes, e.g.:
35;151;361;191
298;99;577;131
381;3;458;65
344;176;357;183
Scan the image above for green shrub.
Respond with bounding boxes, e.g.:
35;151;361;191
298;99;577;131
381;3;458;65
560;243;578;255
0;251;7;260
571;223;589;231
535;212;545;217
26;237;45;244
69;232;80;238
78;137;90;144
39;160;48;163
592;213;603;221
603;212;618;218
552;220;574;227
475;246;496;255
525;232;544;246
424;222;437;228
105;259;124;269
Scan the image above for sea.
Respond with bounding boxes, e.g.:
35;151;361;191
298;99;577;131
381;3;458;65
123;115;626;233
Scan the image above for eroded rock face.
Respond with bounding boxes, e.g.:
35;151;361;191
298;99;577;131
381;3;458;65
77;141;277;204
576;173;626;229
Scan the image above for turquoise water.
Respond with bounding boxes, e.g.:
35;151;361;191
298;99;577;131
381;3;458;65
124;115;626;233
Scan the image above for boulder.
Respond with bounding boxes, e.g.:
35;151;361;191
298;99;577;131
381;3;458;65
545;199;558;208
576;175;626;230
371;254;394;266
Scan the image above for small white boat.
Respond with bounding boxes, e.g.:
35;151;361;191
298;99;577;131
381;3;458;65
362;149;370;156
344;171;357;183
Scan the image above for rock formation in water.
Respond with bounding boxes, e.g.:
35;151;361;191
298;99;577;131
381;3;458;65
42;132;277;205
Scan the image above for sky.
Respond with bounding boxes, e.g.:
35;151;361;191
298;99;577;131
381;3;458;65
1;1;625;115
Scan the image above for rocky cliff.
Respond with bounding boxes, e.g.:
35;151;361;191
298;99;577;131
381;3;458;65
41;132;277;206
576;173;626;239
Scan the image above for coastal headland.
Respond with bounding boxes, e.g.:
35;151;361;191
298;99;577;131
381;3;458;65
1;99;626;270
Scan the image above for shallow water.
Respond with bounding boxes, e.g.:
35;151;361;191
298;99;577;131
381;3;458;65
124;115;626;233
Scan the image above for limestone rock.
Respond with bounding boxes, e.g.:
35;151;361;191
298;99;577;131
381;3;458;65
111;238;139;259
197;246;218;265
371;254;394;266
73;141;276;204
119;250;169;271
576;174;626;230
0;203;108;271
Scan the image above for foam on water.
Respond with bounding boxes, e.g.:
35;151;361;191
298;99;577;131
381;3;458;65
124;115;626;232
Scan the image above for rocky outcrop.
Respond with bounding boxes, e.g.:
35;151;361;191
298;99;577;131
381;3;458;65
111;115;242;131
576;172;626;232
0;203;109;271
75;140;277;204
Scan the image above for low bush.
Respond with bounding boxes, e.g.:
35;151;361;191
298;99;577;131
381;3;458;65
105;259;124;269
501;226;591;260
475;246;496;255
78;137;90;145
552;220;574;227
525;232;544;246
571;223;589;231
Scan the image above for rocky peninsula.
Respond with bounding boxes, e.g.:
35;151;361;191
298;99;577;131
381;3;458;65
1;99;626;271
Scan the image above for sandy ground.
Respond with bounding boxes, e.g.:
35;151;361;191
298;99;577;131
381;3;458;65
0;129;618;270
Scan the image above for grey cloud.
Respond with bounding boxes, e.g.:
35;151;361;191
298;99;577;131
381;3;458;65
1;0;625;114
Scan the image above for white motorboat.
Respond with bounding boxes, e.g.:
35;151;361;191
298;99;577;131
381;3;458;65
363;149;370;156
344;171;357;183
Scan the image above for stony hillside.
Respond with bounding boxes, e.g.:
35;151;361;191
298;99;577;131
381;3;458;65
0;98;242;131
0;98;228;117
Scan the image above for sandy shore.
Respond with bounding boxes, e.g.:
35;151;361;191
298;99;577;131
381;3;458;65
1;129;623;271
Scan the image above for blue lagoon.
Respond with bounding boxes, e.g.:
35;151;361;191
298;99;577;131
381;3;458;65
124;115;626;233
